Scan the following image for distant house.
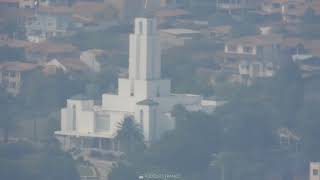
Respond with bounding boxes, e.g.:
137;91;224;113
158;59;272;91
238;61;275;84
207;25;232;40
310;162;320;180
19;0;37;8
44;58;89;75
155;8;190;24
260;0;320;23
216;0;263;12
224;34;282;62
25;6;73;43
80;49;109;73
0;61;38;96
160;28;201;49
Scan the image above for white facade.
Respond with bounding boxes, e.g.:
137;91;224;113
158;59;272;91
239;61;275;78
310;162;320;180
80;50;104;73
55;17;219;145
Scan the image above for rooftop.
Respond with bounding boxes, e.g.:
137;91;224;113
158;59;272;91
227;34;283;46
27;42;78;54
38;6;72;14
160;28;200;35
155;8;189;18
0;61;38;72
136;99;159;106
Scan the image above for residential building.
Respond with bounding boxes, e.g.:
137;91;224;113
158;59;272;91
207;25;232;40
224;34;282;62
0;61;38;96
80;49;107;73
19;0;38;8
55;17;222;151
216;0;263;12
160;28;201;49
44;58;89;75
155;8;190;25
239;61;275;80
25;6;72;43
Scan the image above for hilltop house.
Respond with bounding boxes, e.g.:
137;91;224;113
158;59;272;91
0;61;38;96
25;6;73;43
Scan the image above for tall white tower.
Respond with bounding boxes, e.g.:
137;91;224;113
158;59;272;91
117;17;170;100
129;18;161;80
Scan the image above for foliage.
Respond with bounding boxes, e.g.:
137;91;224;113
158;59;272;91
0;88;19;142
115;116;146;158
18;71;85;115
108;162;137;180
0;46;25;62
0;141;80;180
300;8;320;39
61;30;126;51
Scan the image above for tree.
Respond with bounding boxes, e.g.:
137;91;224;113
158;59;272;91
115;116;145;157
271;56;304;128
144;111;221;178
0;89;18;143
108;162;138;180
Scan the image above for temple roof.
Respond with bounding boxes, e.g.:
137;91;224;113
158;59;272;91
136;99;159;106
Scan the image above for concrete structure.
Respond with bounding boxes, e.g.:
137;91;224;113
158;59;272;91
25;7;72;43
55;17;220;151
44;58;88;74
0;61;38;96
224;34;282;62
310;162;320;180
80;49;106;73
238;61;275;84
160;28;201;49
216;0;262;12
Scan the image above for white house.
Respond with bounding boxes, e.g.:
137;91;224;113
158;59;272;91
310;162;320;180
160;28;201;49
55;17;220;151
80;49;106;73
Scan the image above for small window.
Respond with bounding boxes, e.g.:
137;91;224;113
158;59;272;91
313;169;319;176
228;45;237;52
140;110;144;129
243;46;253;53
156;87;160;97
139;21;143;34
10;72;16;78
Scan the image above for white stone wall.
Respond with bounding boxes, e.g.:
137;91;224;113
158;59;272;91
310;162;320;180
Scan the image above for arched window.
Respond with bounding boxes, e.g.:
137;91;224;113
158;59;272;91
156;87;160;97
139;21;143;34
72;105;77;130
140;109;144;130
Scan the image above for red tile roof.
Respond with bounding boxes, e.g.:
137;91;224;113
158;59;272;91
0;61;38;72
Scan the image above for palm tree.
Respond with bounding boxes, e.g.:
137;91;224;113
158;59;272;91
115;116;145;156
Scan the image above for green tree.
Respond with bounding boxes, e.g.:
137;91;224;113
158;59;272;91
115;116;145;157
0;89;18;143
108;162;138;180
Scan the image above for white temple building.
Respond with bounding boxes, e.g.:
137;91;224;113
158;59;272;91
55;17;221;151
